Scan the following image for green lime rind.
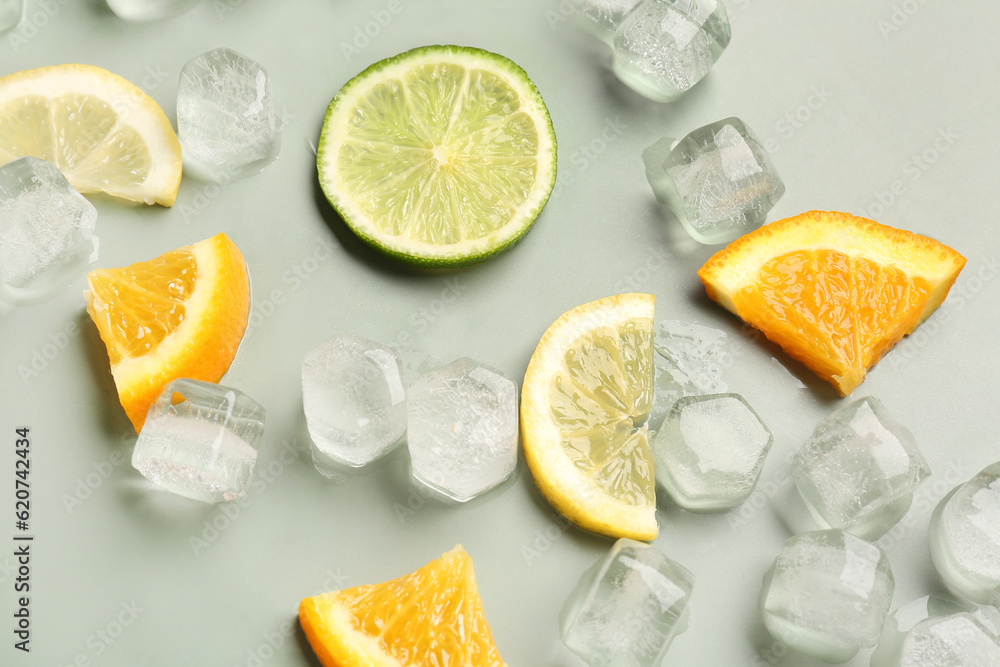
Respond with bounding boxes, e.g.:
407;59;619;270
317;44;558;268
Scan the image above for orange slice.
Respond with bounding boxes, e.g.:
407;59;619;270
698;211;965;395
85;233;250;431
298;545;507;667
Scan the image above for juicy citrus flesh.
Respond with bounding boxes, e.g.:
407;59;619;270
318;45;557;267
698;210;966;395
521;294;657;541
298;545;506;667
0;64;182;206
85;233;250;431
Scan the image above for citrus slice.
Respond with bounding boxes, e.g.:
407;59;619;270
317;45;557;267
298;545;507;667
84;233;250;431
698;210;966;396
0;64;182;206
521;293;657;541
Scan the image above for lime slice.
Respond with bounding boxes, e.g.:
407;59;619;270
317;45;557;267
521;293;658;541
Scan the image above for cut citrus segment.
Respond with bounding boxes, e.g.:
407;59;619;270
85;233;250;431
698;210;966;395
0;64;182;206
298;545;507;667
521;293;657;541
317;45;557;267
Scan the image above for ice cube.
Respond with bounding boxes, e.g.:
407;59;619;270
649;319;728;427
406;358;518;502
643;118;784;244
792;397;930;540
892;613;1000;667
929;462;1000;606
105;0;201;21
870;595;1000;666
760;529;894;662
612;0;731;102
0;157;97;301
0;0;23;32
560;538;694;667
302;334;407;468
176;47;279;182
653;393;772;512
573;0;641;43
132;378;265;503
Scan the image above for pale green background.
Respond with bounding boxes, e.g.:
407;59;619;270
2;0;999;665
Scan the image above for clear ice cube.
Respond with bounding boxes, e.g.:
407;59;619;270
0;157;97;301
649;319;728;428
302;334;407;468
573;0;641;44
105;0;201;21
612;0;731;102
560;538;694;667
0;0;23;32
177;47;279;182
653;393;772;512
643;117;784;244
870;595;1000;666
406;358;518;502
132;378;265;503
760;529;894;663
792;396;930;540
929;462;1000;606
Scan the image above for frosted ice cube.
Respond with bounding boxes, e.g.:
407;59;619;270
929;462;1000;606
0;0;23;32
653;393;772;512
760;529;894;663
894;613;1000;667
132;379;265;503
643;118;784;244
177;47;279;182
612;0;731;102
792;397;930;540
560;538;694;667
649;319;728;427
302;334;406;468
406;358;518;502
870;596;1000;666
105;0;201;21
0;157;97;300
573;0;641;43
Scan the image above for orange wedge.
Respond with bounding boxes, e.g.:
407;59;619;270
85;233;250;431
299;545;507;667
698;211;965;395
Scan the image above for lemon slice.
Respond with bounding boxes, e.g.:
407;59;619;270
0;64;182;206
317;45;557;267
85;233;250;431
521;293;657;541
